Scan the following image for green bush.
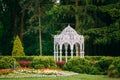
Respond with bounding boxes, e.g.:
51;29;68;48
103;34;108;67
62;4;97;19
108;58;120;78
63;58;92;74
34;64;45;69
112;58;120;73
89;66;101;75
30;57;57;69
108;64;119;78
0;57;18;69
0;60;9;69
94;57;113;75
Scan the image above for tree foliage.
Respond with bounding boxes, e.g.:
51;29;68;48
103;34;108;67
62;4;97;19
0;0;120;56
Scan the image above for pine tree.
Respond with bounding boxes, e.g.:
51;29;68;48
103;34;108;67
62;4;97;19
12;35;25;56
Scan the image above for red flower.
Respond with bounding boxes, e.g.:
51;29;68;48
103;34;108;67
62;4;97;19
56;61;66;68
18;61;31;67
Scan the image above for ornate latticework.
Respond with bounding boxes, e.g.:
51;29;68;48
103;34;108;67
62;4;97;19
54;25;84;62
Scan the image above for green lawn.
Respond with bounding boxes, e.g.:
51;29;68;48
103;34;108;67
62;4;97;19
0;74;120;80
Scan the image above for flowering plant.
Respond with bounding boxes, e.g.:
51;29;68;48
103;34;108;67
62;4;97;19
18;61;31;67
56;61;66;68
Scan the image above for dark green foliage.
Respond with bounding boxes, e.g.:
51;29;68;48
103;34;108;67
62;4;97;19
0;0;120;56
30;57;57;69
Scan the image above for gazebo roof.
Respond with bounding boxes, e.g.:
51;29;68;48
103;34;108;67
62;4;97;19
54;25;84;46
61;25;78;35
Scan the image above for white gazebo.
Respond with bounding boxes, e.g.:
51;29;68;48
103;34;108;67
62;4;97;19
54;25;84;62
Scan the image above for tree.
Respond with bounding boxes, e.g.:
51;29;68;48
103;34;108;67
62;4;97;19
20;0;55;56
12;35;25;56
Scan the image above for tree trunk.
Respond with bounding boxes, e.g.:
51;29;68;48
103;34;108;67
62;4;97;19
38;0;42;56
14;15;17;36
75;0;79;32
20;11;24;41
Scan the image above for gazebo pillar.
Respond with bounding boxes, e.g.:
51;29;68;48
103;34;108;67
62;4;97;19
60;45;62;62
80;44;83;58
65;44;68;62
75;44;78;56
54;44;56;61
82;43;84;58
71;45;73;58
80;43;84;58
56;44;58;61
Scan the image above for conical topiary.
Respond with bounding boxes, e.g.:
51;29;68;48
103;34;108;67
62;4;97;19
12;35;25;56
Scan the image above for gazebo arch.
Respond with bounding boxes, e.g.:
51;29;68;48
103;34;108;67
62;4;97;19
54;25;84;62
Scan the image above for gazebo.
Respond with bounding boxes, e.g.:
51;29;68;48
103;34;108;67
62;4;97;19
54;25;84;62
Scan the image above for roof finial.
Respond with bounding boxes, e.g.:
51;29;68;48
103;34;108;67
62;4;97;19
68;24;70;27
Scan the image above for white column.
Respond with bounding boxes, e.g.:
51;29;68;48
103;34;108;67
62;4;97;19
60;45;62;62
65;44;68;62
71;45;73;58
82;43;85;58
56;44;58;61
54;44;56;61
71;49;73;58
80;44;82;58
82;36;85;58
75;44;78;56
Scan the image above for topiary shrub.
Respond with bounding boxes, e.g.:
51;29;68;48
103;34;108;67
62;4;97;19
12;35;25;56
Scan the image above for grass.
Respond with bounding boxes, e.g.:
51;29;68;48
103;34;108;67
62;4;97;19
0;74;120;80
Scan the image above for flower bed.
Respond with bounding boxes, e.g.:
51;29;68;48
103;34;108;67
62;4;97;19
16;68;58;75
0;69;13;75
0;68;78;78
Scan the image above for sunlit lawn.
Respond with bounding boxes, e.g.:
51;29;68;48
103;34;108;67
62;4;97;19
1;74;120;80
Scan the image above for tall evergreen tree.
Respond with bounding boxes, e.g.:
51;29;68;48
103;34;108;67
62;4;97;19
12;35;25;56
